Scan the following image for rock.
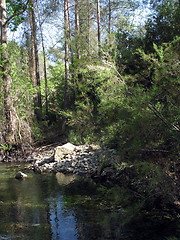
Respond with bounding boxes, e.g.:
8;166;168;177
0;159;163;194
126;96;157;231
101;167;115;178
54;143;76;161
38;156;54;166
26;156;34;163
15;171;27;180
30;143;118;180
87;144;101;151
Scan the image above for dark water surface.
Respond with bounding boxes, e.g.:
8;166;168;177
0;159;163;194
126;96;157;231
0;163;179;240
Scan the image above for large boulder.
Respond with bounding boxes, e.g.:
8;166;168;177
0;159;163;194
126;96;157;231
54;143;76;162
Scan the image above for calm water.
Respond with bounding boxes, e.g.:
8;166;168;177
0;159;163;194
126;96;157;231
0;163;179;240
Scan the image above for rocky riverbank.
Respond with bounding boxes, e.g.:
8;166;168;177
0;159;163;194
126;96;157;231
28;142;119;178
26;142;180;211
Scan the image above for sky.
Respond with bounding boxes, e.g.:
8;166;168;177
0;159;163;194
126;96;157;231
7;0;151;54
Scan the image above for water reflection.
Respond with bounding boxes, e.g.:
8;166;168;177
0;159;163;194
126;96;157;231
49;194;78;240
0;164;179;240
56;172;77;186
0;164;51;240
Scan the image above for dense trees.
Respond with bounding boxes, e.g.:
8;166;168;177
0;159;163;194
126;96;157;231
0;0;30;146
29;0;42;121
0;0;179;163
144;0;180;51
0;0;15;145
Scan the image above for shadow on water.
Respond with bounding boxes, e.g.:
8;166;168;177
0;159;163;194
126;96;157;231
0;163;179;240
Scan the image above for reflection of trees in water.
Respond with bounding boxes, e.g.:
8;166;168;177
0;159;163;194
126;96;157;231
55;179;124;240
58;180;140;240
0;171;51;239
73;205;125;240
1;167;178;240
8;176;48;223
48;194;78;240
52;173;106;240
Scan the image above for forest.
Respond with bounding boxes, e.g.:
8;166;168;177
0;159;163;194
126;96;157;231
0;1;180;238
0;1;179;176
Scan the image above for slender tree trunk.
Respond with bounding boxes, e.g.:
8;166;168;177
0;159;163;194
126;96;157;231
67;1;73;62
37;0;48;118
97;0;101;57
64;0;70;109
29;0;42;121
0;0;17;144
68;2;77;106
75;0;80;59
26;32;36;89
87;0;90;54
108;0;111;35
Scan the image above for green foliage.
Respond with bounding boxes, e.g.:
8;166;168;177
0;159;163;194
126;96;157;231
31;121;44;142
136;37;180;136
145;0;180;51
7;0;28;31
64;59;118;144
0;143;11;151
97;184;132;208
136;162;163;183
98;84;157;157
3;0;179;163
68;37;179;158
48;61;65;111
0;41;34;144
8;42;34;120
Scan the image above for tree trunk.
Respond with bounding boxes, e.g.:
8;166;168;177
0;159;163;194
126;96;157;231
37;0;48;119
108;0;111;35
26;31;36;90
0;0;17;145
67;1;73;63
29;0;42;121
97;0;101;57
87;0;90;54
64;0;70;109
75;0;80;59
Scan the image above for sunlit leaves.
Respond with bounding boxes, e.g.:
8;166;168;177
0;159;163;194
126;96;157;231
6;0;28;30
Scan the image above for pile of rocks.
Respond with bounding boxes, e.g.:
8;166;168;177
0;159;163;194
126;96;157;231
30;142;118;177
27;143;180;210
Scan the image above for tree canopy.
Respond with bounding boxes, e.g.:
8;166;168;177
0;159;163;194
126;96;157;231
0;0;179;162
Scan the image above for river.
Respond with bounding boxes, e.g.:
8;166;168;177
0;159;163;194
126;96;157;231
0;163;179;240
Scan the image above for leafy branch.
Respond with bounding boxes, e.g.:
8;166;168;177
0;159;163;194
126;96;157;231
5;0;30;26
